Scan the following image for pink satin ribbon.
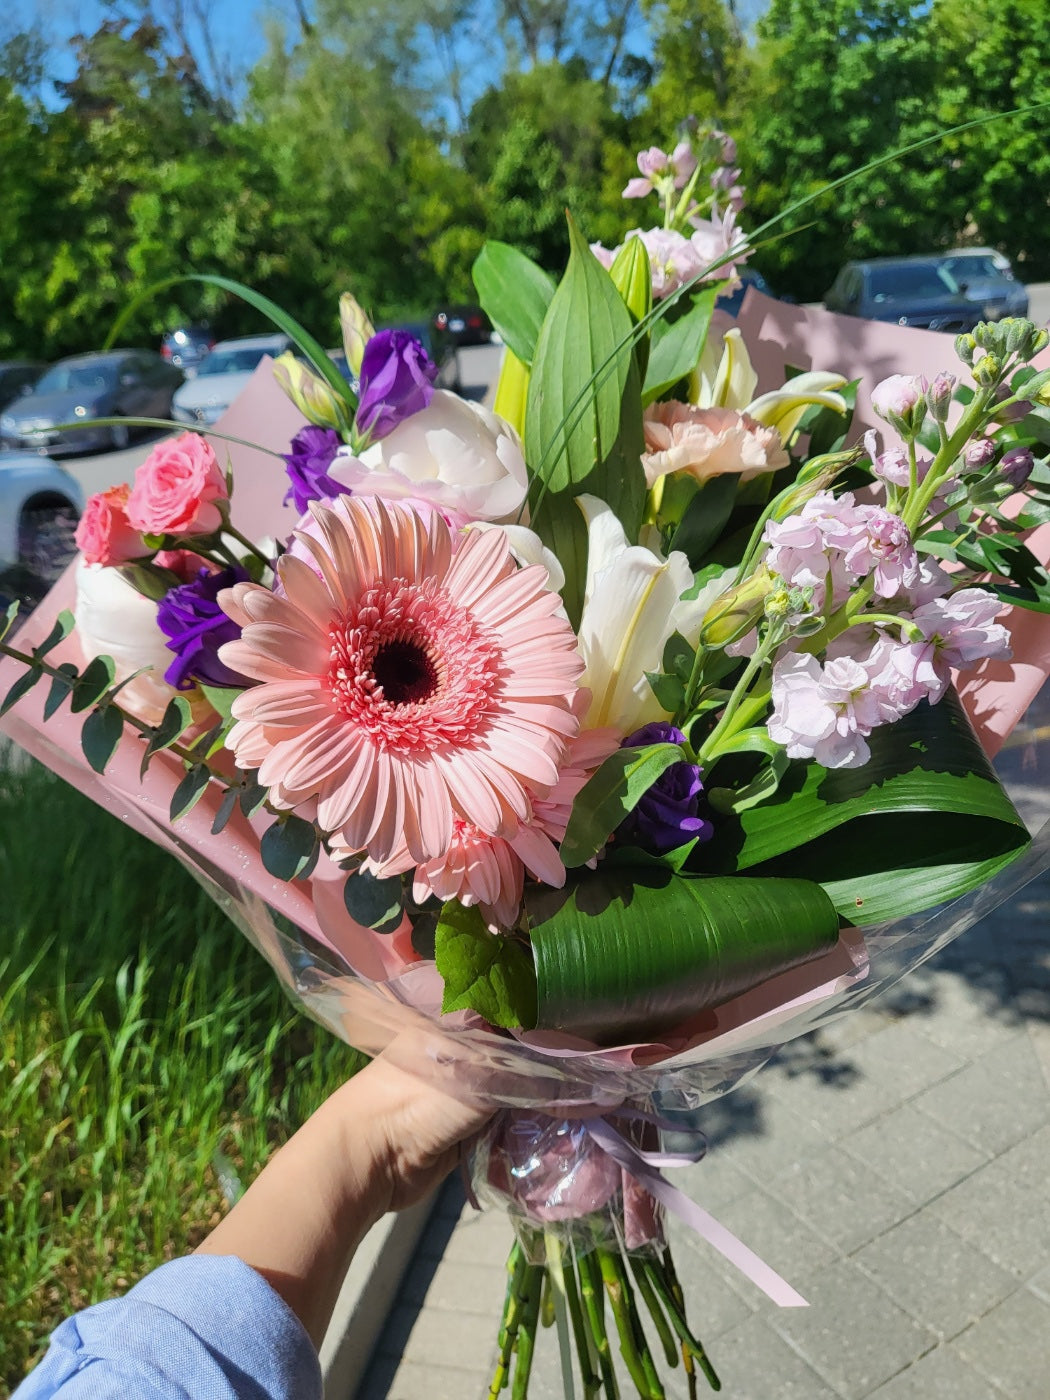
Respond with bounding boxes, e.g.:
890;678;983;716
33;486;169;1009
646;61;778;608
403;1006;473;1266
583;1116;809;1309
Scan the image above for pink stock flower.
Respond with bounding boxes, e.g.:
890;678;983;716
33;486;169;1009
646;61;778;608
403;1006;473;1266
126;433;228;537
642;402;788;487
670;140;698;188
218;497;583;866
911;588;1012;671
862;429;932;490
870;374;927;434
768;650;888;769
843;505;919;598
74;484;144;566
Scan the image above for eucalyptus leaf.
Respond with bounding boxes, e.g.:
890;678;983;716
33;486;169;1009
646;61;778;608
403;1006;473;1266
1;667;41;717
1;600;18;641
44;663;79;719
211;786;239;836
473;241;556;366
343;869;404;933
70;655;116;713
141;695;194;777
170;764;211;821
560;743;688;869
33;610;75;659
260;814;319;882
435;902;537;1029
526;868;839;1041
80;705;125;775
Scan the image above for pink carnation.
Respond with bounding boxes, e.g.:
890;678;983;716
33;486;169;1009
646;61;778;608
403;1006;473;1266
642;402;788;487
74;484;144;566
126;433;228;537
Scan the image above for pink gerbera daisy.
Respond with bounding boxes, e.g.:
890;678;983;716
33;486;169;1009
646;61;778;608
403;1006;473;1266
218;496;583;865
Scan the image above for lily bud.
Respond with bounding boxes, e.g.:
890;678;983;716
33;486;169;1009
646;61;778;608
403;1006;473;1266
700;565;773;648
770;449;859;521
609;235;653;324
272;351;352;433
339;293;375;377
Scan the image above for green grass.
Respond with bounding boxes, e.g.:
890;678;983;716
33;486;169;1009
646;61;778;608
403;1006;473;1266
0;755;362;1393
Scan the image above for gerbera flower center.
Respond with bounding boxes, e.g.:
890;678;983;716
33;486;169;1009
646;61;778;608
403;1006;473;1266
371;638;438;706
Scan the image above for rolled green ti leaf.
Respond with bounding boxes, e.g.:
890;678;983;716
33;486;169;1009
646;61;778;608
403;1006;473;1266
525;868;839;1042
697;688;1030;925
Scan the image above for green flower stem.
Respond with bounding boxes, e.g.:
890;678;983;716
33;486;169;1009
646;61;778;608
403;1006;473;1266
629;1255;679;1368
648;1250;722;1393
511;1263;544;1400
221;521;274;572
694;648;770;767
901;387;996;534
491;1241;529;1398
540;1271;556;1329
579;1249;620;1400
599;1247;663;1399
557;1238;601;1396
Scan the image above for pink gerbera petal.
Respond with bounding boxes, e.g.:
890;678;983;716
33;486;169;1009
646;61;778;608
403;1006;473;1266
220;495;583;864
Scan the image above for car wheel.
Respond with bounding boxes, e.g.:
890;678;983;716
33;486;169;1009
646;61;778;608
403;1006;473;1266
18;503;80;585
110;421;131;450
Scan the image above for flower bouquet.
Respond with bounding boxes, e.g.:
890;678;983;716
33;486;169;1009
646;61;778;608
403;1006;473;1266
4;123;1050;1397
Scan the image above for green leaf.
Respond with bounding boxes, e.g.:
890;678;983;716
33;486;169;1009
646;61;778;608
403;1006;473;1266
140;695;194;777
342;869;404;933
1;600;19;641
80;705;125;774
260;814;319;882
799;379;858;456
1;667;41;717
643;668;685;713
642;287;717;405
238;772;269;818
43;663;79;719
32;610;75;659
199;685;240;723
435;902;537;1029
698;690;1030;924
525;868;839;1041
707;733;790;814
560;743;686;869
170;764;211;821
472;241;556;366
211;786;239;836
525;215;646;539
70;655;116;713
669;473;740;568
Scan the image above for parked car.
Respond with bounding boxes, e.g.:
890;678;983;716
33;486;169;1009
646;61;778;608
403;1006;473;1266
0;350;183;456
432;304;492;348
823;254;1025;332
0;361;46;412
938;248;1029;319
0;451;83;611
171;333;292;427
161;323;215;376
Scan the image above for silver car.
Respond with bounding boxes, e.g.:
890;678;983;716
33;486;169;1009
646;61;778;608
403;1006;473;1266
171;333;292;427
0;350;183;456
0;451;83;610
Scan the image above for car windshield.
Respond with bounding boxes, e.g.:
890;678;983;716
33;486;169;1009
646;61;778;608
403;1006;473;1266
34;362;118;394
942;256;1004;281
197;347;270;376
869;265;959;301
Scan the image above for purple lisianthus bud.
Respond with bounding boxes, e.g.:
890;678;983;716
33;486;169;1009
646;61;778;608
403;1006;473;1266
356;329;438;440
963;437;996;471
282;425;349;515
1000;445;1035;488
617;720;714;855
157;565;251;691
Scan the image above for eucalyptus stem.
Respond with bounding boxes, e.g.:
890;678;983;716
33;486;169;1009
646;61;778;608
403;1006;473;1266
579;1248;620;1400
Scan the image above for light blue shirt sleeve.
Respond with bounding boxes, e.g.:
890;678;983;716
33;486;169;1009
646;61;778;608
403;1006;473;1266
13;1255;322;1400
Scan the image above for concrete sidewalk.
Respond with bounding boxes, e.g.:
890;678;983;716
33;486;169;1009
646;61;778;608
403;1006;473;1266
342;715;1050;1400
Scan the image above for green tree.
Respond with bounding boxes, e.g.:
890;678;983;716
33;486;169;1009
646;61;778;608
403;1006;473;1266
640;0;748;130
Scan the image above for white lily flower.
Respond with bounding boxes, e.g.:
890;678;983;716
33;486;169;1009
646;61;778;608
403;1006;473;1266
575;496;729;734
694;327;848;444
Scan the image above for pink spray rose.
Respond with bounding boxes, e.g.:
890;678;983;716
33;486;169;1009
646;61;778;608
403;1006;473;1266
126;433;228;537
74;484;144;566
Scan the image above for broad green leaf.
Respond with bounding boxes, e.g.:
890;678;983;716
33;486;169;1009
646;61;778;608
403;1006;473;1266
643;668;686;713
526;869;839;1041
140;695;194;777
708;732;790;813
342;869;404;933
525;215;646;541
80;705;125;774
642;287;717;405
698;690;1030;924
200;685;240;723
472;241;556;366
988;582;1050;613
170;764;211;820
669;473;740;568
435;902;537;1029
560;743;687;869
260;814;319;882
1;667;41;717
70;655;116;713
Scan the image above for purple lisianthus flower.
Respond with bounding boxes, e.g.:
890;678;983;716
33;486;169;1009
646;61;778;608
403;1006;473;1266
617;721;714;855
157;565;251;691
356;329;438;440
282;425;348;516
